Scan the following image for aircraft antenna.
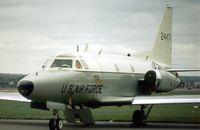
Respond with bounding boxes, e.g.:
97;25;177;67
98;50;102;55
77;45;79;52
146;56;149;60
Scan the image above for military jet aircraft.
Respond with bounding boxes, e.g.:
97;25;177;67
1;6;200;130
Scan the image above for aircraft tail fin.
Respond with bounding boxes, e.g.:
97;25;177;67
150;6;173;66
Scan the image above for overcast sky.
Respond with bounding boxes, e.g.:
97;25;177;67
0;0;199;75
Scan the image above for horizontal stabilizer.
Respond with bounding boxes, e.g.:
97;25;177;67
167;69;200;72
132;95;200;105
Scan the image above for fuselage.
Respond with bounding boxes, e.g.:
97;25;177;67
17;52;179;107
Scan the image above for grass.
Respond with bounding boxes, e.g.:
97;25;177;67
0;100;200;123
0;101;51;119
0;89;200;123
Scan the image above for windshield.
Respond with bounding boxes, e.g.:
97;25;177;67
51;59;73;68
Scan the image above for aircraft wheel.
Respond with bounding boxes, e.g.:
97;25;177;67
132;110;146;127
56;118;63;130
49;118;56;130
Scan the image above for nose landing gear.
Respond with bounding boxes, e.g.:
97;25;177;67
49;109;63;130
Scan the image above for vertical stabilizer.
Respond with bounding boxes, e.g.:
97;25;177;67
150;6;172;66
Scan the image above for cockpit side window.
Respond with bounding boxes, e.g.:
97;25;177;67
51;59;73;68
76;60;83;69
81;59;89;69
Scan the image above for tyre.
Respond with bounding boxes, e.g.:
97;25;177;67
56;119;63;130
49;118;56;130
132;110;145;127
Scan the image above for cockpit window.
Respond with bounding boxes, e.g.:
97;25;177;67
81;59;89;69
51;59;73;68
76;60;83;69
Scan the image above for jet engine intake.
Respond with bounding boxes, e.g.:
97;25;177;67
144;70;180;93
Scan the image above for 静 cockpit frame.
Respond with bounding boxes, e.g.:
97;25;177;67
42;53;88;71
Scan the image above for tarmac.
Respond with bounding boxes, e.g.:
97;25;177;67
0;120;200;130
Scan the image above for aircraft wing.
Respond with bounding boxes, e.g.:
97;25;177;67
1;92;200;106
99;97;133;105
0;92;30;102
132;95;200;105
99;95;200;105
0;92;66;110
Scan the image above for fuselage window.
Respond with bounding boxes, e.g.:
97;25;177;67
51;59;72;68
81;59;89;69
130;64;135;72
114;64;119;72
76;60;83;69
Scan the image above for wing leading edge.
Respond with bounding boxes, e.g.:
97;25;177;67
0;92;30;102
132;95;200;105
99;95;200;105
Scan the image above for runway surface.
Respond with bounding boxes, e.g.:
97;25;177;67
0;120;200;130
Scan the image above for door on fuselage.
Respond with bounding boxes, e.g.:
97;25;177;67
69;57;103;106
81;58;103;106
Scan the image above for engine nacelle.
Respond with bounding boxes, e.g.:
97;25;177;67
144;70;181;93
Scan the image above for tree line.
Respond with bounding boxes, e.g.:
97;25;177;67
0;73;26;88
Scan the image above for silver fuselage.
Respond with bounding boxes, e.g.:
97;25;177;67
19;53;180;107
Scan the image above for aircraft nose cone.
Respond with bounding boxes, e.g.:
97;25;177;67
17;81;34;97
